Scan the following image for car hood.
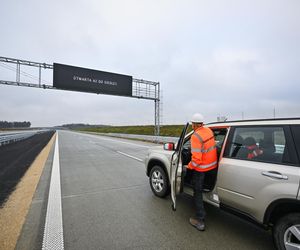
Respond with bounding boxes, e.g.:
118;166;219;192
148;145;175;156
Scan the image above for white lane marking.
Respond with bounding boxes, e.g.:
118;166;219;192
65;130;153;148
42;134;64;250
75;132;151;148
116;151;143;162
95;137;150;148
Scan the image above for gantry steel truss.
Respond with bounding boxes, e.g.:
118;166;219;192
0;56;160;135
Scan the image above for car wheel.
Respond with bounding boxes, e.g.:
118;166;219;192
273;213;300;250
149;165;169;198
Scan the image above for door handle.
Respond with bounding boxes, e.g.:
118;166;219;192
261;171;288;180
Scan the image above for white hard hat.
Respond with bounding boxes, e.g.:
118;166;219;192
191;113;204;123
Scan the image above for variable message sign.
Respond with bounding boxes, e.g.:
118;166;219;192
53;63;132;97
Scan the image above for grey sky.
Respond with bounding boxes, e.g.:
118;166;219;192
0;0;299;127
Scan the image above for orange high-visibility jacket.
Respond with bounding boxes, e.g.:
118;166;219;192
188;126;218;172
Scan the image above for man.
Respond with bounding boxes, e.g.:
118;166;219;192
188;113;218;231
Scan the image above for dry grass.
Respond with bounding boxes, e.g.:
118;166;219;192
78;124;189;137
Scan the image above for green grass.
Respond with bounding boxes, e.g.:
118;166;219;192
77;125;190;137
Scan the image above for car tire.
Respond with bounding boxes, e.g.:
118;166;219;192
149;165;170;198
273;213;300;250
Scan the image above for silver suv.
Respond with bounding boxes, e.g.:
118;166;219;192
145;118;300;250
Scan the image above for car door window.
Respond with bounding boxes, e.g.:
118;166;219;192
213;128;227;147
224;126;295;165
182;138;191;150
291;125;300;161
212;128;228;157
182;137;191;165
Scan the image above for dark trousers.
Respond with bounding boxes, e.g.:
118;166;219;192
192;171;206;220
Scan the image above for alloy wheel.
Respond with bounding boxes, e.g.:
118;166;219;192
151;170;164;193
284;225;300;250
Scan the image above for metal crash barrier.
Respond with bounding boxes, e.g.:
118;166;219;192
0;130;49;146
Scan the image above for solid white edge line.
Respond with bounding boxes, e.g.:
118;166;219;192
116;151;143;162
42;133;64;250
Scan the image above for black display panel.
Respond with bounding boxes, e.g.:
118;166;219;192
53;63;132;97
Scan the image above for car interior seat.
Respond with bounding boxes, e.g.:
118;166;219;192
236;136;257;159
231;134;245;157
257;139;276;162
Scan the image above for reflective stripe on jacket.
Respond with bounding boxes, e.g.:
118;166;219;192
188;126;218;172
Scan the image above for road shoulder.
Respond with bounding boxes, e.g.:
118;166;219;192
0;133;56;250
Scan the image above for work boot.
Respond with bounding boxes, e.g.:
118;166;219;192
189;217;205;231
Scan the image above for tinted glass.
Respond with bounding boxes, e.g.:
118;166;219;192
226;126;291;164
213;128;227;155
291;125;300;160
183;139;191;149
214;129;227;147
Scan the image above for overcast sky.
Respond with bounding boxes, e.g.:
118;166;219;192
0;0;299;127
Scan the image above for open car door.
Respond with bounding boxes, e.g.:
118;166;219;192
170;122;190;211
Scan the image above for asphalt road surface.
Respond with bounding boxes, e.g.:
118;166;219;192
17;130;274;250
0;131;54;206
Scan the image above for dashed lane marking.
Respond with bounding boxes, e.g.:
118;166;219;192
42;134;64;250
116;151;143;162
83;133;151;148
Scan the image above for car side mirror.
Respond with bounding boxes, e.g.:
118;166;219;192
164;142;175;151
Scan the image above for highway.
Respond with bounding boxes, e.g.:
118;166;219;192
16;130;274;250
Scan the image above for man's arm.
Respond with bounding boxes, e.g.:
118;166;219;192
188;134;203;169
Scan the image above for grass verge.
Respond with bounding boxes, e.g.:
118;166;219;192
77;124;189;137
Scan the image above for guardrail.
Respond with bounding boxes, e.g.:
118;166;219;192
0;130;50;146
84;132;179;144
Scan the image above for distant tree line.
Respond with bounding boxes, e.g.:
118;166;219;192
0;121;31;128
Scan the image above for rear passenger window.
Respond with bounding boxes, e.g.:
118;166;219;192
225;126;293;165
291;125;300;159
